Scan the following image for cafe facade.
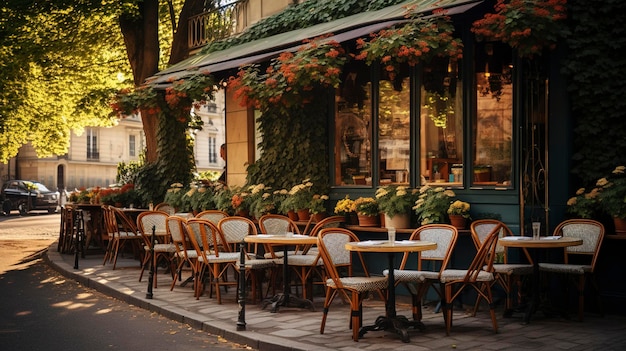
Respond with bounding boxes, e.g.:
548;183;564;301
151;0;570;236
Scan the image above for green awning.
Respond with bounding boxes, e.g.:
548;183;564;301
147;0;482;87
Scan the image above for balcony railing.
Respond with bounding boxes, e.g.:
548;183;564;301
188;1;245;50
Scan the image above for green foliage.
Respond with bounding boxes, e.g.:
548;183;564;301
0;1;130;162
201;0;407;54
563;0;626;183
375;185;418;217
413;185;456;225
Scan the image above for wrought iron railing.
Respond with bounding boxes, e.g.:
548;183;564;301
188;1;245;50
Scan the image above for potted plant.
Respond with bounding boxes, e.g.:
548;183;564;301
413;185;456;225
351;197;380;227
447;200;471;229
375;185;417;228
566;187;601;219
334;195;357;225
286;179;314;221
309;194;329;222
597;165;626;234
471;0;569;58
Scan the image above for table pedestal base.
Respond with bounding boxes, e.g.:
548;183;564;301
359;315;425;343
261;293;315;313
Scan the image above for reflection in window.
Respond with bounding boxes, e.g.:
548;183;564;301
379;71;410;185
474;43;513;187
334;65;372;186
420;57;463;185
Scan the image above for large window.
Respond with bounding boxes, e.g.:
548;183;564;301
208;135;217;164
473;43;513;187
334;63;372;186
129;134;136;157
379;67;410;185
420;57;463;185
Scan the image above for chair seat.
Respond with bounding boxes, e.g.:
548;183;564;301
175;250;198;259
199;252;240;263
240;258;276;269
143;243;177;253
538;263;591;275
492;263;533;275
326;276;387;292
286;254;323;266
384;269;439;282
440;269;494;283
263;250;297;259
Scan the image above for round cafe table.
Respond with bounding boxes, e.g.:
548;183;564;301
345;239;437;343
499;236;582;324
244;234;318;312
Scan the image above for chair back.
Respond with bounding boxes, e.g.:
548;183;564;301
301;215;345;254
464;227;500;282
167;215;190;258
317;228;370;289
186;218;227;257
137;211;169;245
471;219;532;264
554;219;605;271
196;210;229;226
258;214;300;234
400;224;458;273
101;205;118;237
218;216;258;253
111;207;139;233
154;202;176;215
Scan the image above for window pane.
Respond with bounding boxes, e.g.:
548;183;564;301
129;135;136;157
334;64;372;186
420;57;463;185
474;43;513;187
379;71;410;185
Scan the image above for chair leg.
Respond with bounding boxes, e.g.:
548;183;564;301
351;291;361;342
320;287;336;335
484;283;499;333
577;275;586;322
444;284;453;336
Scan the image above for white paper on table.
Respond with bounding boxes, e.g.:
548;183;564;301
357;240;386;246
540;236;562;240
500;236;531;241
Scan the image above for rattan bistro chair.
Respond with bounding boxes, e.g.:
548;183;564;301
317;228;387;342
471;219;533;316
136;211;176;288
539;219;605;321
440;227;500;335
386;224;458;322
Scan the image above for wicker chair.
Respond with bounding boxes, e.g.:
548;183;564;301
538;219;605;321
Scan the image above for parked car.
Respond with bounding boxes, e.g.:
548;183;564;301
1;180;60;215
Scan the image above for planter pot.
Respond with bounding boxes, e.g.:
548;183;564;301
358;214;380;227
287;210;299;221
384;213;411;229
614;217;626;235
312;212;328;223
345;212;359;225
236;209;249;218
449;214;467;230
297;209;310;221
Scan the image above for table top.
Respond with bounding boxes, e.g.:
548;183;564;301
498;236;583;249
345;240;437;253
244;234;318;245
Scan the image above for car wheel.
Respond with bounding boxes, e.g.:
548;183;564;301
17;201;28;216
2;200;11;216
48;208;57;214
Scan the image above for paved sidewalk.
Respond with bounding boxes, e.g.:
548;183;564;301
45;246;626;351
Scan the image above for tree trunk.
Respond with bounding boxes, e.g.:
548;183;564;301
119;0;160;162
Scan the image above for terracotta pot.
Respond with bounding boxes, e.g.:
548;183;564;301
312;212;327;223
297;209;310;221
449;214;467;230
358;214;380;227
614;217;626;235
384;213;411;229
287;210;299;221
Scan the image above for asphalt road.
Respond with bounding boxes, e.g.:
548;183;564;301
0;212;255;351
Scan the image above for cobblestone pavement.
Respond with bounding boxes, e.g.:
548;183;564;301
45;245;626;351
